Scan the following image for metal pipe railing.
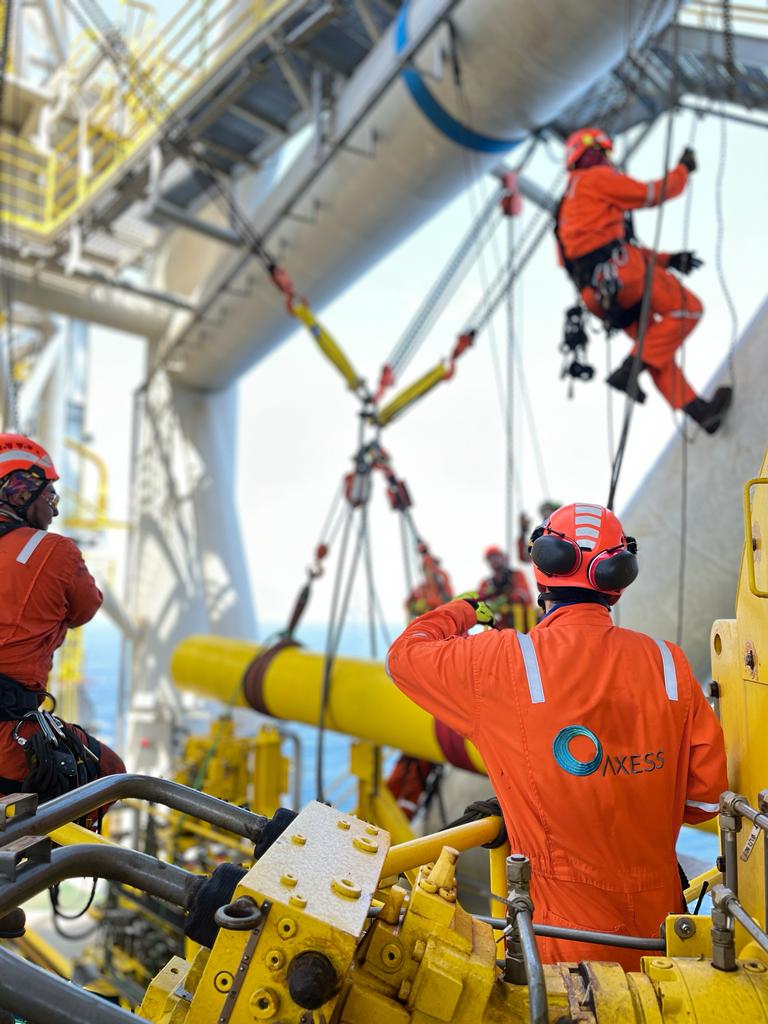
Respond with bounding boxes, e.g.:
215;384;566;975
712;884;768;954
0;844;201;918
0;946;147;1024
0;774;268;847
476;916;666;950
516;909;548;1024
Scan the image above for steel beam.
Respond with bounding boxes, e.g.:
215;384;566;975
354;0;381;41
16;333;65;434
151;198;242;248
231;102;288;136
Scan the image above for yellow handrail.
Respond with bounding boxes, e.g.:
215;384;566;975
0;0;298;238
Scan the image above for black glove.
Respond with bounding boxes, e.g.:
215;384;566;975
668;251;703;275
679;147;697;173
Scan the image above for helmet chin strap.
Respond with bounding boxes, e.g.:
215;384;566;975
537;587;614;611
0;478;48;524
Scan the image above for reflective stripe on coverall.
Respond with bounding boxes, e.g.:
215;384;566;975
386;600;728;970
558;162;702;410
0;527;125;787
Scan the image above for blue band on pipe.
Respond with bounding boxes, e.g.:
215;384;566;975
395;1;523;154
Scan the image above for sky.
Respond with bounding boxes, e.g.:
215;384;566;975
82;102;767;652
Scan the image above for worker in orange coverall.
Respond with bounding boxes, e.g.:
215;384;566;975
386;502;727;969
478;545;533;629
405;544;453;619
556;126;731;433
0;434;125;798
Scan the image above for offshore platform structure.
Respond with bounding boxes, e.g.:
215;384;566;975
0;0;767;766
1;1;768;755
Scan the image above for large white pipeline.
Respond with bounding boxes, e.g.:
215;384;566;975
157;0;674;390
620;297;768;680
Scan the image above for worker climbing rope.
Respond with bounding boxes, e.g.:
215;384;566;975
555;126;732;433
0;434;125;809
386;502;727;969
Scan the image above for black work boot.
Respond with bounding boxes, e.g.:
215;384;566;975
684;387;733;435
606;355;647;404
0;907;25;938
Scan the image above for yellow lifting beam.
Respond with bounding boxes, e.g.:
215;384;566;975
290;302;366;395
375;360;450;427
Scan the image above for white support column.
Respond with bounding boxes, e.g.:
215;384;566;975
125;368;256;774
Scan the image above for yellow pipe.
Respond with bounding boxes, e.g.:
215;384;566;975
50;823;116;847
683;866;721;905
489;841;510;939
172;636;486;773
381;817;503;878
11;928;72;978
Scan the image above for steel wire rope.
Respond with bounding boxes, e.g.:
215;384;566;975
505;213;516;557
512;342;550;498
398;510;416;603
606;1;683;510
360;502;378;659
444;41;526;568
383;187;504;385
449;52;510;433
604;0;642;472
714;110;738;389
315;501;356;802
601;0;675;489
0;0;18;431
671;110;699;646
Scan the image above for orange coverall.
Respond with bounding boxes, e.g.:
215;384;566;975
387;600;728;969
0;525;125;788
558;162;701;409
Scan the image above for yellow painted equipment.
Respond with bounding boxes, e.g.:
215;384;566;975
174;718;289;817
133;802;768;1024
9;457;768;1022
171;637;486;773
711;447;768;942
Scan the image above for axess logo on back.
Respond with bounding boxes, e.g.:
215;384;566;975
552;725;665;778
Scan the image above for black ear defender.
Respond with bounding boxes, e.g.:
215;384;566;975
529;526;582;578
588;546;639;592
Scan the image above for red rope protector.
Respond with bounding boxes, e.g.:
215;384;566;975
445;329;476;378
374;364;395;404
269;264;296;310
500;171;522;217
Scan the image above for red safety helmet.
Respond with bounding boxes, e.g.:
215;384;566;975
529;503;638;603
0;434;58;482
484;545;506;561
564;127;613;170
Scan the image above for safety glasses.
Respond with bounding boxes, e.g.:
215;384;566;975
42;487;60;512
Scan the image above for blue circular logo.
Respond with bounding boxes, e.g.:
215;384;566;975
553;725;603;776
